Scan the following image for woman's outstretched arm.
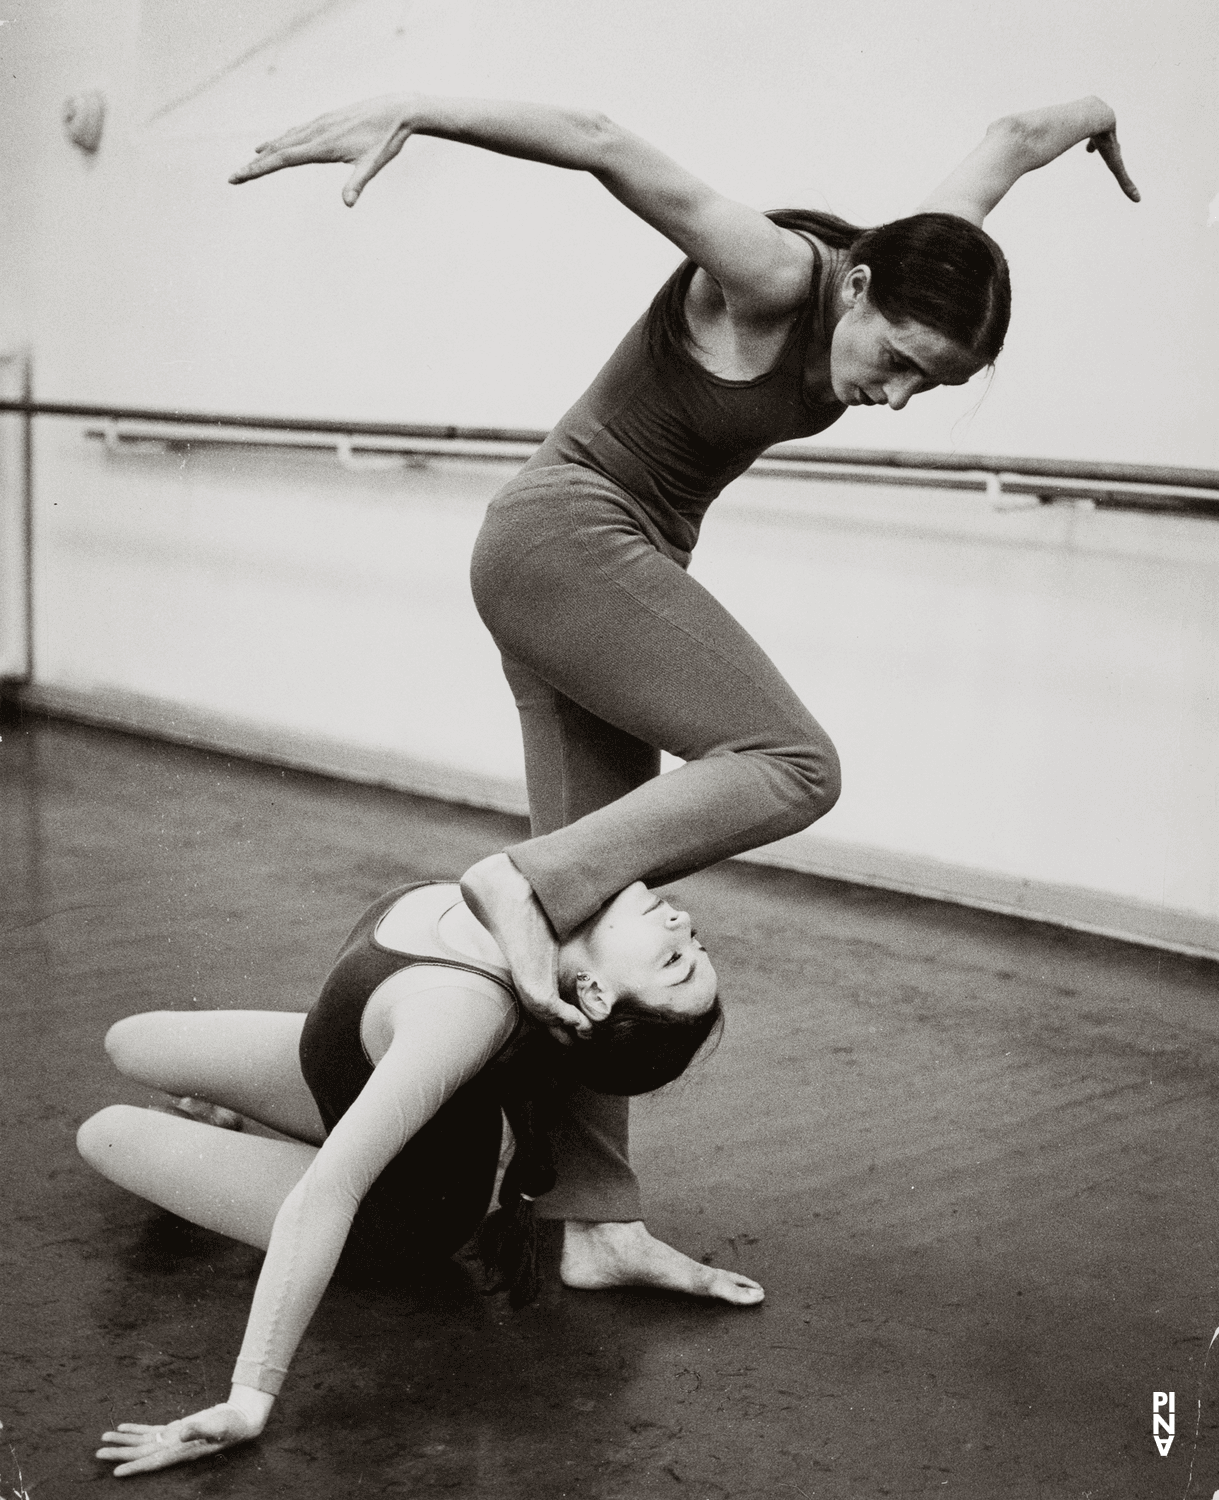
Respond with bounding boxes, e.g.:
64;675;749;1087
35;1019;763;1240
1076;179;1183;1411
230;94;815;322
917;95;1139;226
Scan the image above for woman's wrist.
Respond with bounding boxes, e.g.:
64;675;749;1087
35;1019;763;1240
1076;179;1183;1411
1003;96;1116;168
226;1382;275;1435
402;95;610;173
397;91;436;135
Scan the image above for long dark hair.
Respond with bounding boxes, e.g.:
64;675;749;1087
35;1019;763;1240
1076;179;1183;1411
646;208;1011;367
477;989;724;1306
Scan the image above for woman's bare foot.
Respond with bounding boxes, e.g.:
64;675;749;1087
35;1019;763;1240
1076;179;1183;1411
460;853;588;1042
561;1220;764;1306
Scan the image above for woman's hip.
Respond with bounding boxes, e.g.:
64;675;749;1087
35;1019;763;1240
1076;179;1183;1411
471;464;690;647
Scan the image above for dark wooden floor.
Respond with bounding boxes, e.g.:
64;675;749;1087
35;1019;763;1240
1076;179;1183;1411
3;706;1219;1499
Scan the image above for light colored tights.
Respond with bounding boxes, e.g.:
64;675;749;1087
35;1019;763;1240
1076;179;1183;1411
77;1011;325;1252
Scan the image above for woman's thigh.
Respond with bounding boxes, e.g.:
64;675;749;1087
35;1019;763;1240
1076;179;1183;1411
473;469;839;933
105;1011;326;1145
77;1104;316;1251
473;467;825;763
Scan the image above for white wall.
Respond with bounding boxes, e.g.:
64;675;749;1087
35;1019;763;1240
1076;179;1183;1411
3;0;1218;955
2;0;1216;463
26;426;1219;956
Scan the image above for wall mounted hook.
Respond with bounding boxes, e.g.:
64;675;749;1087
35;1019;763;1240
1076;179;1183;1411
63;91;105;153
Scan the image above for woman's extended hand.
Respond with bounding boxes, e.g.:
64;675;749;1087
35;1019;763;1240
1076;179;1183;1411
1086;126;1140;202
96;1402;256;1476
229;95;416;205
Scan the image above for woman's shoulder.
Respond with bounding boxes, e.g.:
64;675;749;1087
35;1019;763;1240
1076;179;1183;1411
359;884;515;1061
689;227;823;324
678;232;833;382
364;964;518;1069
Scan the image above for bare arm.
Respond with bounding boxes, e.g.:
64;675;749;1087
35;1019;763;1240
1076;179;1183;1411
917;95;1140;226
230;94;813;321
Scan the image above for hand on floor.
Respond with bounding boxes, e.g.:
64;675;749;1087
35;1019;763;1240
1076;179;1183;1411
96;1403;255;1476
561;1220;764;1305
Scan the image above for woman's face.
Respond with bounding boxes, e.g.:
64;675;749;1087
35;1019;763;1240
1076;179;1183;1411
829;265;983;411
563;883;718;1020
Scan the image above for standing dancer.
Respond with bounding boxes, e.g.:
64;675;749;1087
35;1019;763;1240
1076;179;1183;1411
231;89;1138;1288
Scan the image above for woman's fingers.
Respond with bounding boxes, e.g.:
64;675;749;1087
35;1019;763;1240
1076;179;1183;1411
97;1431;218;1476
230;140;345;185
342;124;413;206
230;97;411;192
250;107;361;158
229;150;295;184
254;114;336;153
515;989;591;1044
1086;128;1141;202
230;119;333;181
112;1442;220;1477
535;999;594;1046
97;1406;251;1476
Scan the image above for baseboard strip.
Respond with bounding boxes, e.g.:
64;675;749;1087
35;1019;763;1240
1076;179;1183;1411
14;681;1218;962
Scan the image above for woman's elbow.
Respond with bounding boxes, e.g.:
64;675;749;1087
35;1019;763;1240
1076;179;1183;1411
985;113;1037;152
984;111;1058;173
575;111;629;171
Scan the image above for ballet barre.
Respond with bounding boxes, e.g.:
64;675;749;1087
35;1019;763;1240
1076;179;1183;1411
1;399;1216;518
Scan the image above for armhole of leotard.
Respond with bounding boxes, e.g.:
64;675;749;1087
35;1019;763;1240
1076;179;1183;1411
372;887;514;991
358;966;516;1069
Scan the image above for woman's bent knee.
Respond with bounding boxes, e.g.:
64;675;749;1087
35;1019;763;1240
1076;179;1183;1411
816;737;843;818
784;732;842;832
104;1011;171;1075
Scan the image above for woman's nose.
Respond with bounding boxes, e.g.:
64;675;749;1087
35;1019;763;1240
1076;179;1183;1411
884;376;919;411
664;907;691;930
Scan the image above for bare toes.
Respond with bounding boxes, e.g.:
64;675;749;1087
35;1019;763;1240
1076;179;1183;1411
715;1276;765;1305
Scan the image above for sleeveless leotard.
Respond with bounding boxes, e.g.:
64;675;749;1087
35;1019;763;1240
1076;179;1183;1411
525;246;845;553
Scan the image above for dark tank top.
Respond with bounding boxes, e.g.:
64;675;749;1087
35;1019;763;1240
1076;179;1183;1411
298;883;523;1278
526;246;845;553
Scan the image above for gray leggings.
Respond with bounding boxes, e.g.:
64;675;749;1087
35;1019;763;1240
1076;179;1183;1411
470;463;840;1219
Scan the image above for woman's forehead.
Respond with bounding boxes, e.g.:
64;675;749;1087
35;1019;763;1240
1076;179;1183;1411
888;320;981;380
